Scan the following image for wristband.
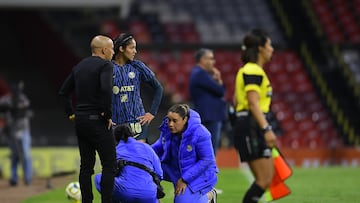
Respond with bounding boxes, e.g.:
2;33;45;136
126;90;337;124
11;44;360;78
262;125;272;132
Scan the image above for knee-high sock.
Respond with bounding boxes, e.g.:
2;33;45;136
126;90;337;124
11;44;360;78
242;182;265;203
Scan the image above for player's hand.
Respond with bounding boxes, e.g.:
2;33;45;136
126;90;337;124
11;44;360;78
138;113;154;125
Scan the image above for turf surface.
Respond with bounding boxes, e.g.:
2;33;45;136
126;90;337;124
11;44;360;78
21;167;360;203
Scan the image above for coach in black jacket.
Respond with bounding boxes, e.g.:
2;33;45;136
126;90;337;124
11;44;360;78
59;35;116;203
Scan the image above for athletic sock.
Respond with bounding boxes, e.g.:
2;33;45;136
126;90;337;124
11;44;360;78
242;182;265;203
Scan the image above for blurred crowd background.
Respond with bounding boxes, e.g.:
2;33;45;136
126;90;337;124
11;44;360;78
0;0;359;150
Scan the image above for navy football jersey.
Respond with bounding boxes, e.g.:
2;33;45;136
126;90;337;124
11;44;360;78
112;60;155;124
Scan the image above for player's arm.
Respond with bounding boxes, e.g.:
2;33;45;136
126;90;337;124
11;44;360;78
147;77;163;116
138;77;163;125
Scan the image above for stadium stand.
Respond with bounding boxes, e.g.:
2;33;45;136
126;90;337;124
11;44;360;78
2;0;359;148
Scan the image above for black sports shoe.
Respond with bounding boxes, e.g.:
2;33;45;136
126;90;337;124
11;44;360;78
9;180;17;187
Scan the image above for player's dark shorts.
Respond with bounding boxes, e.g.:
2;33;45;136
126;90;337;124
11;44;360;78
232;111;272;162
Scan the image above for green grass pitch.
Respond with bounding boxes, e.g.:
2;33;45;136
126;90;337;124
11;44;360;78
21;167;359;203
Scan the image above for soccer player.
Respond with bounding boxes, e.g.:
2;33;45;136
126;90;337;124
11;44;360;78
112;33;163;143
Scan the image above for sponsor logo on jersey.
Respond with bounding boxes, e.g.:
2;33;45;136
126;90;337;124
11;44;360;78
120;85;135;92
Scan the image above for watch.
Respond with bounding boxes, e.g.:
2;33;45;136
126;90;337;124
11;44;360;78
262;125;272;132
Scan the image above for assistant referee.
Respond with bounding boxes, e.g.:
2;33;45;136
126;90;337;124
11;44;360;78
233;29;276;203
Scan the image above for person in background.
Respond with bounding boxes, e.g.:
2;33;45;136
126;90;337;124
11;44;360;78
0;76;10;99
189;48;226;156
1;81;33;186
152;104;218;203
58;35;116;203
94;124;163;203
111;33;163;143
0;76;11;138
233;29;277;203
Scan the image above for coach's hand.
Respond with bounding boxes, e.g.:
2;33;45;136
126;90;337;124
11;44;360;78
107;119;115;130
68;114;75;121
101;112;115;129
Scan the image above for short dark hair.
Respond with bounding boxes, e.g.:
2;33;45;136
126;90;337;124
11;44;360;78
194;48;212;63
113;33;134;56
113;124;134;143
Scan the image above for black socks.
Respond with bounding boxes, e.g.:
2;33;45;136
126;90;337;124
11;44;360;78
242;182;265;203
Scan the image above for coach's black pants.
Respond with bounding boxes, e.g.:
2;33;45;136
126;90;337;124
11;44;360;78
75;115;116;203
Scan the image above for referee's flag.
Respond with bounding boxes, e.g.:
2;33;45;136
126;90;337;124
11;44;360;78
264;148;292;202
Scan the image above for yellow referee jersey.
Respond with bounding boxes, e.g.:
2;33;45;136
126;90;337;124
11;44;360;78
234;62;272;113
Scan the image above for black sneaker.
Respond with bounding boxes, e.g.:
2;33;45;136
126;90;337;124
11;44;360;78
9;180;17;187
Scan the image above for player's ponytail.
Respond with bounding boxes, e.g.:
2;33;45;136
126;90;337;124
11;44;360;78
113;123;134;143
241;28;269;64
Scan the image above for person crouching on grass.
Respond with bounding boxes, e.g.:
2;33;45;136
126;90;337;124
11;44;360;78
152;104;218;203
94;124;163;203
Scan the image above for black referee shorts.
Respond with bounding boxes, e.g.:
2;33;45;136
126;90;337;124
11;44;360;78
232;112;271;162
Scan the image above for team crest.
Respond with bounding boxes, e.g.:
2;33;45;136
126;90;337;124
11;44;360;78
112;86;120;94
128;71;135;79
186;145;193;152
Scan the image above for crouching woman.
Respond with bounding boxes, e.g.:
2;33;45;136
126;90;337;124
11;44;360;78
94;124;163;203
152;104;218;203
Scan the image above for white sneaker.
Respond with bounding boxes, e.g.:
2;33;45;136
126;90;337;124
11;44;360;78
209;188;217;203
214;188;223;194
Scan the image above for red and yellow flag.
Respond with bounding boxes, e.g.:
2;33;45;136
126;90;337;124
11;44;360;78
264;148;292;202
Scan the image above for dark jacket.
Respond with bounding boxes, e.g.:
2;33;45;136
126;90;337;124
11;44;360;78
189;66;226;122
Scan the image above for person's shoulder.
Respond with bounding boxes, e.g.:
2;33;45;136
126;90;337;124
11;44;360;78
131;59;147;68
83;55;103;62
242;63;263;74
191;65;202;73
132;60;155;76
142;141;157;151
187;110;210;136
191;124;211;142
132;138;157;152
189;66;204;80
82;56;112;66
